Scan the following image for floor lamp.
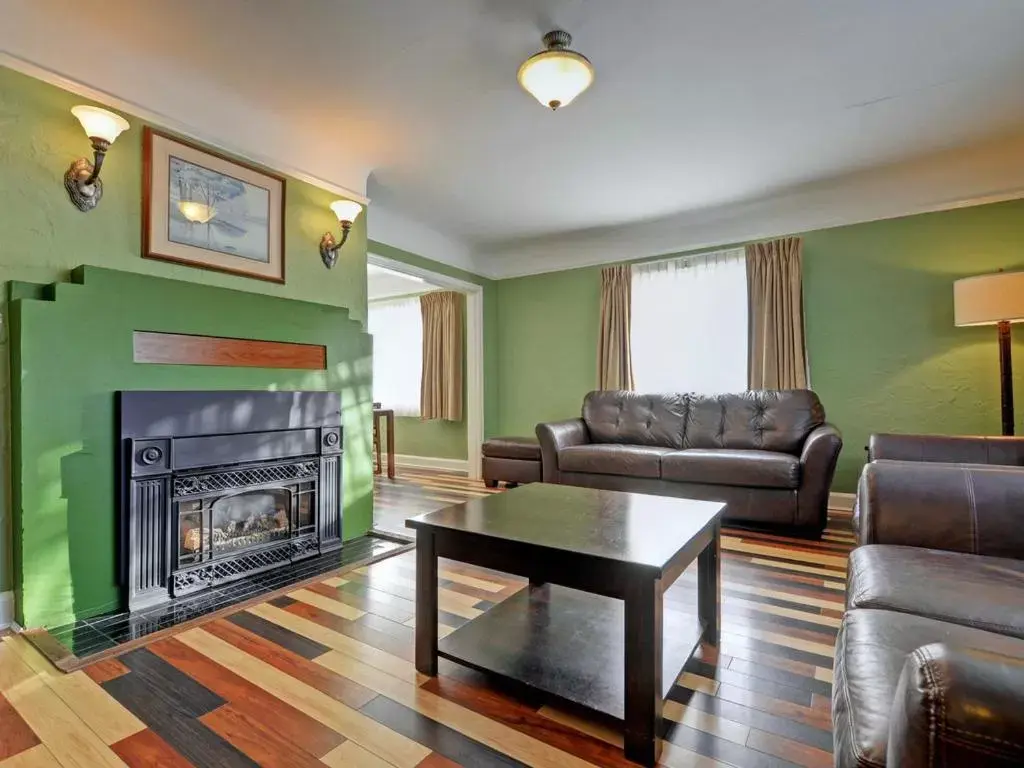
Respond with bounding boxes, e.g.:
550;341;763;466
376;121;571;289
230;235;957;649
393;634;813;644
954;270;1024;436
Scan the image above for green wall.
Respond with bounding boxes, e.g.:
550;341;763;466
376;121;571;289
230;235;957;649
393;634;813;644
393;418;467;460
495;198;1024;492
10;267;372;629
0;65;372;611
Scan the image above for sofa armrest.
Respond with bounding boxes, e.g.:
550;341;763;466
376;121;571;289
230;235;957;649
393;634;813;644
857;461;1024;556
796;423;842;532
869;433;1024;466
535;419;590;483
888;643;1024;768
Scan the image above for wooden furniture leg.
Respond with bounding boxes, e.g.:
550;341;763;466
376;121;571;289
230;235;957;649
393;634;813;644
386;410;396;479
698;521;721;645
624;575;663;766
415;529;438;675
372;411;382;475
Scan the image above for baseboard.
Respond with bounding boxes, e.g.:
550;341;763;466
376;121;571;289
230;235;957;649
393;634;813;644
829;492;856;512
393;454;469;474
0;591;14;630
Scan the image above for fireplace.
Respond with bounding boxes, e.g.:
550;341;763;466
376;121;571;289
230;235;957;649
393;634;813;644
118;391;343;612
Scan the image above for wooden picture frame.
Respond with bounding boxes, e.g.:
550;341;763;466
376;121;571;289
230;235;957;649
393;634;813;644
142;127;286;283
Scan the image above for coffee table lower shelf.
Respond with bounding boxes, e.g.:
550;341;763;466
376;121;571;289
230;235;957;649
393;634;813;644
437;583;704;721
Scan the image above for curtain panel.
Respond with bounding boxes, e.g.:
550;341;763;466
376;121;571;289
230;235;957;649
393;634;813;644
631;249;748;394
746;237;808;390
420;291;464;421
598;265;635;390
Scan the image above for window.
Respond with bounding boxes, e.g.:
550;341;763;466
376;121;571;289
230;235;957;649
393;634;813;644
367;296;422;416
630;249;748;394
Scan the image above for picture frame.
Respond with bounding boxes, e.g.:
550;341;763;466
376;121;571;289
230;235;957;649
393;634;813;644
142;127;286;283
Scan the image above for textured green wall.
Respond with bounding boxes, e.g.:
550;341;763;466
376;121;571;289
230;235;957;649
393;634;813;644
10;268;372;629
393;418;467;460
495;198;1024;492
0;65;370;603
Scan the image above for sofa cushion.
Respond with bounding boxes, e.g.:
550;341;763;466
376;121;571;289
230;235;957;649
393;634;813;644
684;390;824;453
481;436;541;461
582;391;687;448
558;444;670;479
848;545;1024;639
661;449;801;489
833;609;1024;768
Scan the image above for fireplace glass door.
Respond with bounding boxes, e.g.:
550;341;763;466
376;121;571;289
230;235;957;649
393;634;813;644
211;489;291;555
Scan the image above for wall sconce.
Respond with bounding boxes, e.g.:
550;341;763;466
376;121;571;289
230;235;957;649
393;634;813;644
319;199;363;268
65;105;130;212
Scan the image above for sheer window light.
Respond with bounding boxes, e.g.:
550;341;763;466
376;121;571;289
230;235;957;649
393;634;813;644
368;296;422;416
631;249;748;394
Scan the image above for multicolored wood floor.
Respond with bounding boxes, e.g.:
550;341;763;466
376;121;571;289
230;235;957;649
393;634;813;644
0;471;851;767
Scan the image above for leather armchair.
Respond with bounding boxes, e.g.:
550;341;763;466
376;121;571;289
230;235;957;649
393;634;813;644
888;643;1024;767
868;433;1024;466
856;461;1024;556
835;459;1024;768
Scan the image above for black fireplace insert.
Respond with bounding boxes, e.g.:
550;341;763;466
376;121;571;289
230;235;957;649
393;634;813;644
118;391;343;612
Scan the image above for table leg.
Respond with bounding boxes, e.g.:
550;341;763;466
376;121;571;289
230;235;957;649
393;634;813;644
415;529;438;675
386;413;396;479
698;521;721;645
624;576;663;766
373;413;382;475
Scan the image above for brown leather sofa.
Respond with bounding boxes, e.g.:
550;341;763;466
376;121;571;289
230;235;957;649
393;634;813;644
833;459;1024;768
535;390;842;536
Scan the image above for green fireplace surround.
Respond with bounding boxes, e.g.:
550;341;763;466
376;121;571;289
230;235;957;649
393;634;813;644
8;266;373;629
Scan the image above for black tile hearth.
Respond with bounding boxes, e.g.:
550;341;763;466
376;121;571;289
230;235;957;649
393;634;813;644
28;535;410;669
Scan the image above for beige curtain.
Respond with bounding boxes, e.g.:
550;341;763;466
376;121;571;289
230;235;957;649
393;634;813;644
420;291;464;420
746;237;808;389
597;265;635;390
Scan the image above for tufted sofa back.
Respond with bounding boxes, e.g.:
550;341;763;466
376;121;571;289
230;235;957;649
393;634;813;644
581;390;825;454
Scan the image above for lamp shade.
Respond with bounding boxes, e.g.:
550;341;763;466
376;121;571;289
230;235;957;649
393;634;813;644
518;49;594;110
330;199;363;223
954;271;1024;326
71;105;130;144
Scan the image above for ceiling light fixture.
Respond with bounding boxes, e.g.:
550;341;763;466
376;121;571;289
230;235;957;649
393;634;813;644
517;30;594;111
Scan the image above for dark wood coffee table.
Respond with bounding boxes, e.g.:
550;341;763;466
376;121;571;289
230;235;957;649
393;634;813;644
407;483;723;766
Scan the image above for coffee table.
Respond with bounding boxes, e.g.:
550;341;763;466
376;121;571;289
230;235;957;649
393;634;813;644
407;483;723;766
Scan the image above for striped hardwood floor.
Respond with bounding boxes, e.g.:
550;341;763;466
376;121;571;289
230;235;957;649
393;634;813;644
0;471;851;767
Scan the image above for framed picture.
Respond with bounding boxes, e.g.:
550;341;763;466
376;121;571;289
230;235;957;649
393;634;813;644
143;127;286;283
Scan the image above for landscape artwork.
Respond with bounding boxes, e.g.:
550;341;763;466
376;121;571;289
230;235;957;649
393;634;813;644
143;128;286;283
168;156;271;262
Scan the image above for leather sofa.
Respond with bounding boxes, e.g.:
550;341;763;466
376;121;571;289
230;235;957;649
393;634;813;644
535;390;842;536
833;459;1024;767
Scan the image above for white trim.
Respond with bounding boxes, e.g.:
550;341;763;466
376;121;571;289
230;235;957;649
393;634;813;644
829;492;856;512
394;454;469;474
464;289;485;481
0;51;369;204
0;591;13;630
367;253;484;481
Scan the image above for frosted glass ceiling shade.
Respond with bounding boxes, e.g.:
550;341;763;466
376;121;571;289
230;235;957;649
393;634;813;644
954;271;1024;326
71;105;130;145
330;199;363;223
518;30;594;110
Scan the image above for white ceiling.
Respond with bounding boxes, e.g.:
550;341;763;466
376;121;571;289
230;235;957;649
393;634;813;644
367;263;436;301
5;0;1024;278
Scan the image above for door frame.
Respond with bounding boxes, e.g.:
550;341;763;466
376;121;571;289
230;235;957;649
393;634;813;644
367;253;485;480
